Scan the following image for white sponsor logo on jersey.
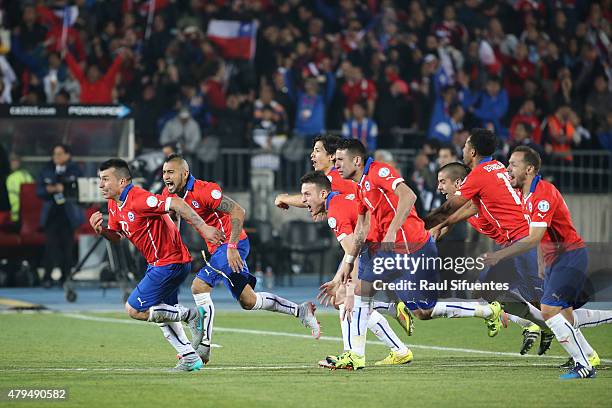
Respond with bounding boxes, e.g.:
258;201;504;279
211;189;222;200
345;194;355;200
378;167;390;178
328;217;337;229
146;196;158;207
537;200;550;212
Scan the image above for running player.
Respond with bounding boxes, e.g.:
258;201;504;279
333;139;502;370
426;129;547;345
301;171;414;367
435;162;542;354
483;146;606;379
90;159;223;372
161;154;320;364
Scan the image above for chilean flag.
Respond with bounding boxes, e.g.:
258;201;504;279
207;20;258;60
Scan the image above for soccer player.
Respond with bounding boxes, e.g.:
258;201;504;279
90;159;224;372
301;171;414;367
482;146;607;379
436;162;543;355
276;135;413;343
161;154;320;364
333;139;502;369
426;129;547;344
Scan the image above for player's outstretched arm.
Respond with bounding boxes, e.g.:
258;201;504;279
89;211;121;243
428;195;470;238
169;198;226;245
483;226;546;266
340;213;369;283
275;193;307;209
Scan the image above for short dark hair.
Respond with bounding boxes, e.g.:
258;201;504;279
512;145;541;172
468;128;497;157
439;143;457;156
337;138;367;162
99;158;132;181
300;170;332;191
53;143;72;155
313;134;341;155
164;153;185;164
438;162;470;182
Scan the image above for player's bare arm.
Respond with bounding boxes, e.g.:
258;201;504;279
216;194;246;273
383;183;417;246
483;226;547;266
340;212;369;283
170;197;226;245
428;195;469;239
318;234;357;305
274;193;307;209
89;211;121;243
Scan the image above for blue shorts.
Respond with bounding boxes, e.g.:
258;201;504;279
479;246;543;302
127;262;192;312
359;239;439;311
196;238;256;300
541;247;589;309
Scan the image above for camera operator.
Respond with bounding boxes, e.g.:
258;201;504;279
36;144;84;288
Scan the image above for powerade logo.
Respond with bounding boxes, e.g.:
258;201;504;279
9;106;57;116
67;105;131;118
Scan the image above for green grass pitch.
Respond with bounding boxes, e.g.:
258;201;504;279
1;311;611;407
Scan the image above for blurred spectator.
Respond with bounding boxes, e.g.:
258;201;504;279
341;101;378;152
597;112;612;152
510;99;542;145
36;144;83;288
254;85;288;135
411;152;436;213
437;144;458;168
463;76;509;138
341;64;377;118
0;144;9;217
65;50;123;104
42;52;66;103
585;75;612;130
214;94;251;148
541;105;575;162
509;123;544;157
0;55;16;103
284;62;335;140
430;101;464;144
6;153;33;225
160;108;202;154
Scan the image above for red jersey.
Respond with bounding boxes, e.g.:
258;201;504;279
325;192;359;242
456;158;529;243
162;175;247;254
356;159;430;251
107;184;191;266
467;210;506;246
327;167;357;195
521;177;584;265
341;79;377;110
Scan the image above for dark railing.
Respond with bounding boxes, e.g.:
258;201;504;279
192;147;611;194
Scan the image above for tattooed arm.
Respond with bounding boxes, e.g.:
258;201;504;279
169;197;226;244
216;194;246;272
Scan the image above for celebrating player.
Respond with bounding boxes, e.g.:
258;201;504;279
301;171;414;367
426;129;547;345
90;159;223;372
482;146;608;379
333;139;502;370
435;162;543;354
161;154;320;364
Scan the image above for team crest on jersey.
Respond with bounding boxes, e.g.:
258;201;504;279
345;194;355;200
378;167;390;177
328;217;337;229
192;200;200;209
146;196;158;207
127;211;135;222
211;189;222;200
537;200;550;212
364;181;371;191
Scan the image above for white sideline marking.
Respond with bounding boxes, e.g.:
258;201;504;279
61;313;612;363
0;366;313;373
